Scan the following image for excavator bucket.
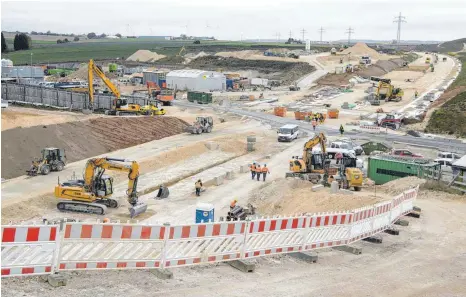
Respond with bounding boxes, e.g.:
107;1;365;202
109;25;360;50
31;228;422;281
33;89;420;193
129;203;148;218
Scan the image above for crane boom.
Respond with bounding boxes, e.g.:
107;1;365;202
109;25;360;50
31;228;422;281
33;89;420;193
87;59;121;110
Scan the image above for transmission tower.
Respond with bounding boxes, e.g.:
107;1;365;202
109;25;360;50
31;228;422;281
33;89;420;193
318;27;325;43
275;32;281;42
393;12;406;44
345;27;354;45
300;28;307;42
289;30;292;39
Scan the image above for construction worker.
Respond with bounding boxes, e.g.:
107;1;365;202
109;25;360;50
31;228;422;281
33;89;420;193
230;199;238;210
103;218;110;223
195;179;203;196
312;118;317;131
339;124;345;136
415;90;419;99
328;175;334;184
262;164;270;181
250;162;256;180
255;164;262;181
335;152;343;164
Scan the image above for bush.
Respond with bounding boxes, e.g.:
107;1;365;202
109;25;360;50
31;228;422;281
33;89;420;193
87;32;96;39
73;36;79;42
1;32;7;53
13;33;31;50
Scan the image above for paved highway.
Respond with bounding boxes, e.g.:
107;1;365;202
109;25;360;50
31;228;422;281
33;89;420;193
175;101;466;154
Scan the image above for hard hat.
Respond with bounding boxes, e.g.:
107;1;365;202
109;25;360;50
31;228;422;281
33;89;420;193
103;218;110;223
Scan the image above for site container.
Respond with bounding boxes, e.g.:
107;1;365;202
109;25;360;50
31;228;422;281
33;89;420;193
187;91;212;104
327;109;339;119
108;63;117;72
274;107;287;117
368;155;440;185
226;79;234;89
294;111;312;120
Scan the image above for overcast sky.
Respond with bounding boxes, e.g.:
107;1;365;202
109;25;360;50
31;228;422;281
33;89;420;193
1;0;465;41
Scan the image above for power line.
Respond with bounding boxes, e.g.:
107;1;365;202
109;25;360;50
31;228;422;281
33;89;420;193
318;27;325;43
289;30;292;39
393;12;407;44
345;27;354;45
300;28;307;41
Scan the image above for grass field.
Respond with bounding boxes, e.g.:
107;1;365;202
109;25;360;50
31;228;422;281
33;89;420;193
2;38;320;65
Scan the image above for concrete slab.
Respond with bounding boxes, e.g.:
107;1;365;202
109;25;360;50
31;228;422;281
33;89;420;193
205;141;219;150
240;165;249;173
150;268;173;279
406;212;421;218
214;176;224;186
413;206;422;212
311;185;324;192
333;245;362;255
289;252;318;263
226;171;235;180
395;219;409;226
228;260;255;273
338;189;354;195
363;235;383;244
47;274;68;287
384;228;400;235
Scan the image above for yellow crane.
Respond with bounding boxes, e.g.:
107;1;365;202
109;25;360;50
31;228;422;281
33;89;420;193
54;157;150;218
87;59;141;115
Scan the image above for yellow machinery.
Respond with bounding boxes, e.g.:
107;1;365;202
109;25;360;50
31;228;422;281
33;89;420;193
177;46;186;57
54;157;151;218
336;157;363;191
376;80;404;102
425;57;431;64
27;148;66;176
87;59;141;115
285;133;335;183
140;101;166;116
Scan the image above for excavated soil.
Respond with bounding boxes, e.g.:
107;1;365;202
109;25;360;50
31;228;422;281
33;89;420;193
1;117;188;179
249;179;389;216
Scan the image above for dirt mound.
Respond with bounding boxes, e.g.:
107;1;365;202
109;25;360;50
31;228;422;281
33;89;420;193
215;50;262;59
249;179;388;216
377;176;425;195
341;42;380;59
126;50;166;63
1;117;188;179
66;64;88;80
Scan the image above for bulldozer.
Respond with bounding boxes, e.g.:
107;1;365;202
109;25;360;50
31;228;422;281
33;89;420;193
185;116;213;134
333;156;363;191
27;148;66;176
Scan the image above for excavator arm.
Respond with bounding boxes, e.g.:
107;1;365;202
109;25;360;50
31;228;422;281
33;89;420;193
302;132;327;165
88;59;121;110
83;157;139;206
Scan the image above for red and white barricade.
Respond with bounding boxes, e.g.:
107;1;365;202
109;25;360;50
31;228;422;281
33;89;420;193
1;224;58;277
243;216;307;258
390;193;405;223
359;125;381;134
163;221;246;267
58;222;166;271
349;206;376;242
401;186;418;215
303;212;353;250
371;200;393;233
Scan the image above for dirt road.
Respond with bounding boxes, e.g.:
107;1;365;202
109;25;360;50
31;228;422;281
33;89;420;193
2;195;464;297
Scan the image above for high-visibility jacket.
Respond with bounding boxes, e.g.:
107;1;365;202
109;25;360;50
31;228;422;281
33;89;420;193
195;181;202;189
230;201;237;208
255;166;261;172
262;167;270;173
250;164;256;171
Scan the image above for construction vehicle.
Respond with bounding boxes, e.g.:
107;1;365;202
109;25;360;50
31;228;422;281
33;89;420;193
140;101;166;116
376;113;404;129
285;133;336;183
54;157;152;218
425;57;431;64
86;59;142;115
185;116;214;134
226;203;256;221
376;80;403;102
334;156;363;191
27;148;66;176
289;83;301;91
177;46;186;57
147;81;174;106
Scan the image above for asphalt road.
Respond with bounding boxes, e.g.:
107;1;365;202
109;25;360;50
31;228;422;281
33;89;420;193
175;101;466;154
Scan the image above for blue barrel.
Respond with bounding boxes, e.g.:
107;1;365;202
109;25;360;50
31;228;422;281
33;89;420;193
195;203;214;223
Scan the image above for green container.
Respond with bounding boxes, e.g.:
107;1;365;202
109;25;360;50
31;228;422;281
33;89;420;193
360;141;392;155
187;91;212;104
368;155;441;185
109;63;117;72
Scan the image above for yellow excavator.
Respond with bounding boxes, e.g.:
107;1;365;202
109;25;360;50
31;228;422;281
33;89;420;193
376;79;403;102
286;133;335;183
87;59;141;115
54;157;152;218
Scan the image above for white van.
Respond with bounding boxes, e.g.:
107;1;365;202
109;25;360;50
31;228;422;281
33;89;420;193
277;124;299;142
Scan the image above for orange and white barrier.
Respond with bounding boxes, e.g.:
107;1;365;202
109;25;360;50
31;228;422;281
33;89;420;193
359;125;381;134
1;187;419;277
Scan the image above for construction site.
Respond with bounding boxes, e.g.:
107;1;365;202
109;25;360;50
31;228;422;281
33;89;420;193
1;4;466;297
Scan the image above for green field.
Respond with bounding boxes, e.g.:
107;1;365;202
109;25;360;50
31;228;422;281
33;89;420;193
2;38;327;65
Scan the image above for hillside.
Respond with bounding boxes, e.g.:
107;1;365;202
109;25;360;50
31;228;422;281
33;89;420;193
426;52;466;137
416;37;466;53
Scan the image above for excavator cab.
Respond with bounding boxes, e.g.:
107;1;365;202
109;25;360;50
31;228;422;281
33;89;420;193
93;174;114;197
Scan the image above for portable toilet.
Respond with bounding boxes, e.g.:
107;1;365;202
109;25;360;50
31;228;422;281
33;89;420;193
196;203;214;223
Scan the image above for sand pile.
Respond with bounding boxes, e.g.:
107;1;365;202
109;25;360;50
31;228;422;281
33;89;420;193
249;179;388;216
215;50;262;59
377;176;425;195
341;42;380;59
1;117;188;179
66;64;88;80
126;50;166;63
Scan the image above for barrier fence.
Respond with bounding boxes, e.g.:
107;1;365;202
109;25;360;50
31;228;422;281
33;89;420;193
1;185;418;277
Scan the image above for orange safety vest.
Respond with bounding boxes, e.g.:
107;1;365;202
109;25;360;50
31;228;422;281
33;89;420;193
250;164;256;171
230;201;237;208
255;166;261;172
262;167;270;173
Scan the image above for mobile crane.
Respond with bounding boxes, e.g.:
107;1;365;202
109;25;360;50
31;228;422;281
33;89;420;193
285;133;334;183
54;157;151;218
87;59;141;115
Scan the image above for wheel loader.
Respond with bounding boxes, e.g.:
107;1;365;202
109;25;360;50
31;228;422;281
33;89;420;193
333;156;363;191
185;116;213;134
27;148;66;176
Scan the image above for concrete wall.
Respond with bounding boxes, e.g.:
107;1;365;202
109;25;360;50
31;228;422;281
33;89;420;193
167;73;226;92
1;83;149;110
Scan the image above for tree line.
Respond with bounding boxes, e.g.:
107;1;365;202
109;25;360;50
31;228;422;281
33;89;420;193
1;32;32;52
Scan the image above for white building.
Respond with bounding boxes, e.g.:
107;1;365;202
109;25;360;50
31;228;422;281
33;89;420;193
166;69;226;91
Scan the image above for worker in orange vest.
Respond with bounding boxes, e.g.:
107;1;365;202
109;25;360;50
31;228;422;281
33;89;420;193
261;164;270;181
255;164;262;181
250;162;256;180
230;199;238;210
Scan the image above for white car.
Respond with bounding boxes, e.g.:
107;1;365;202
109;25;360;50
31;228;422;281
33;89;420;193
325;141;356;159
